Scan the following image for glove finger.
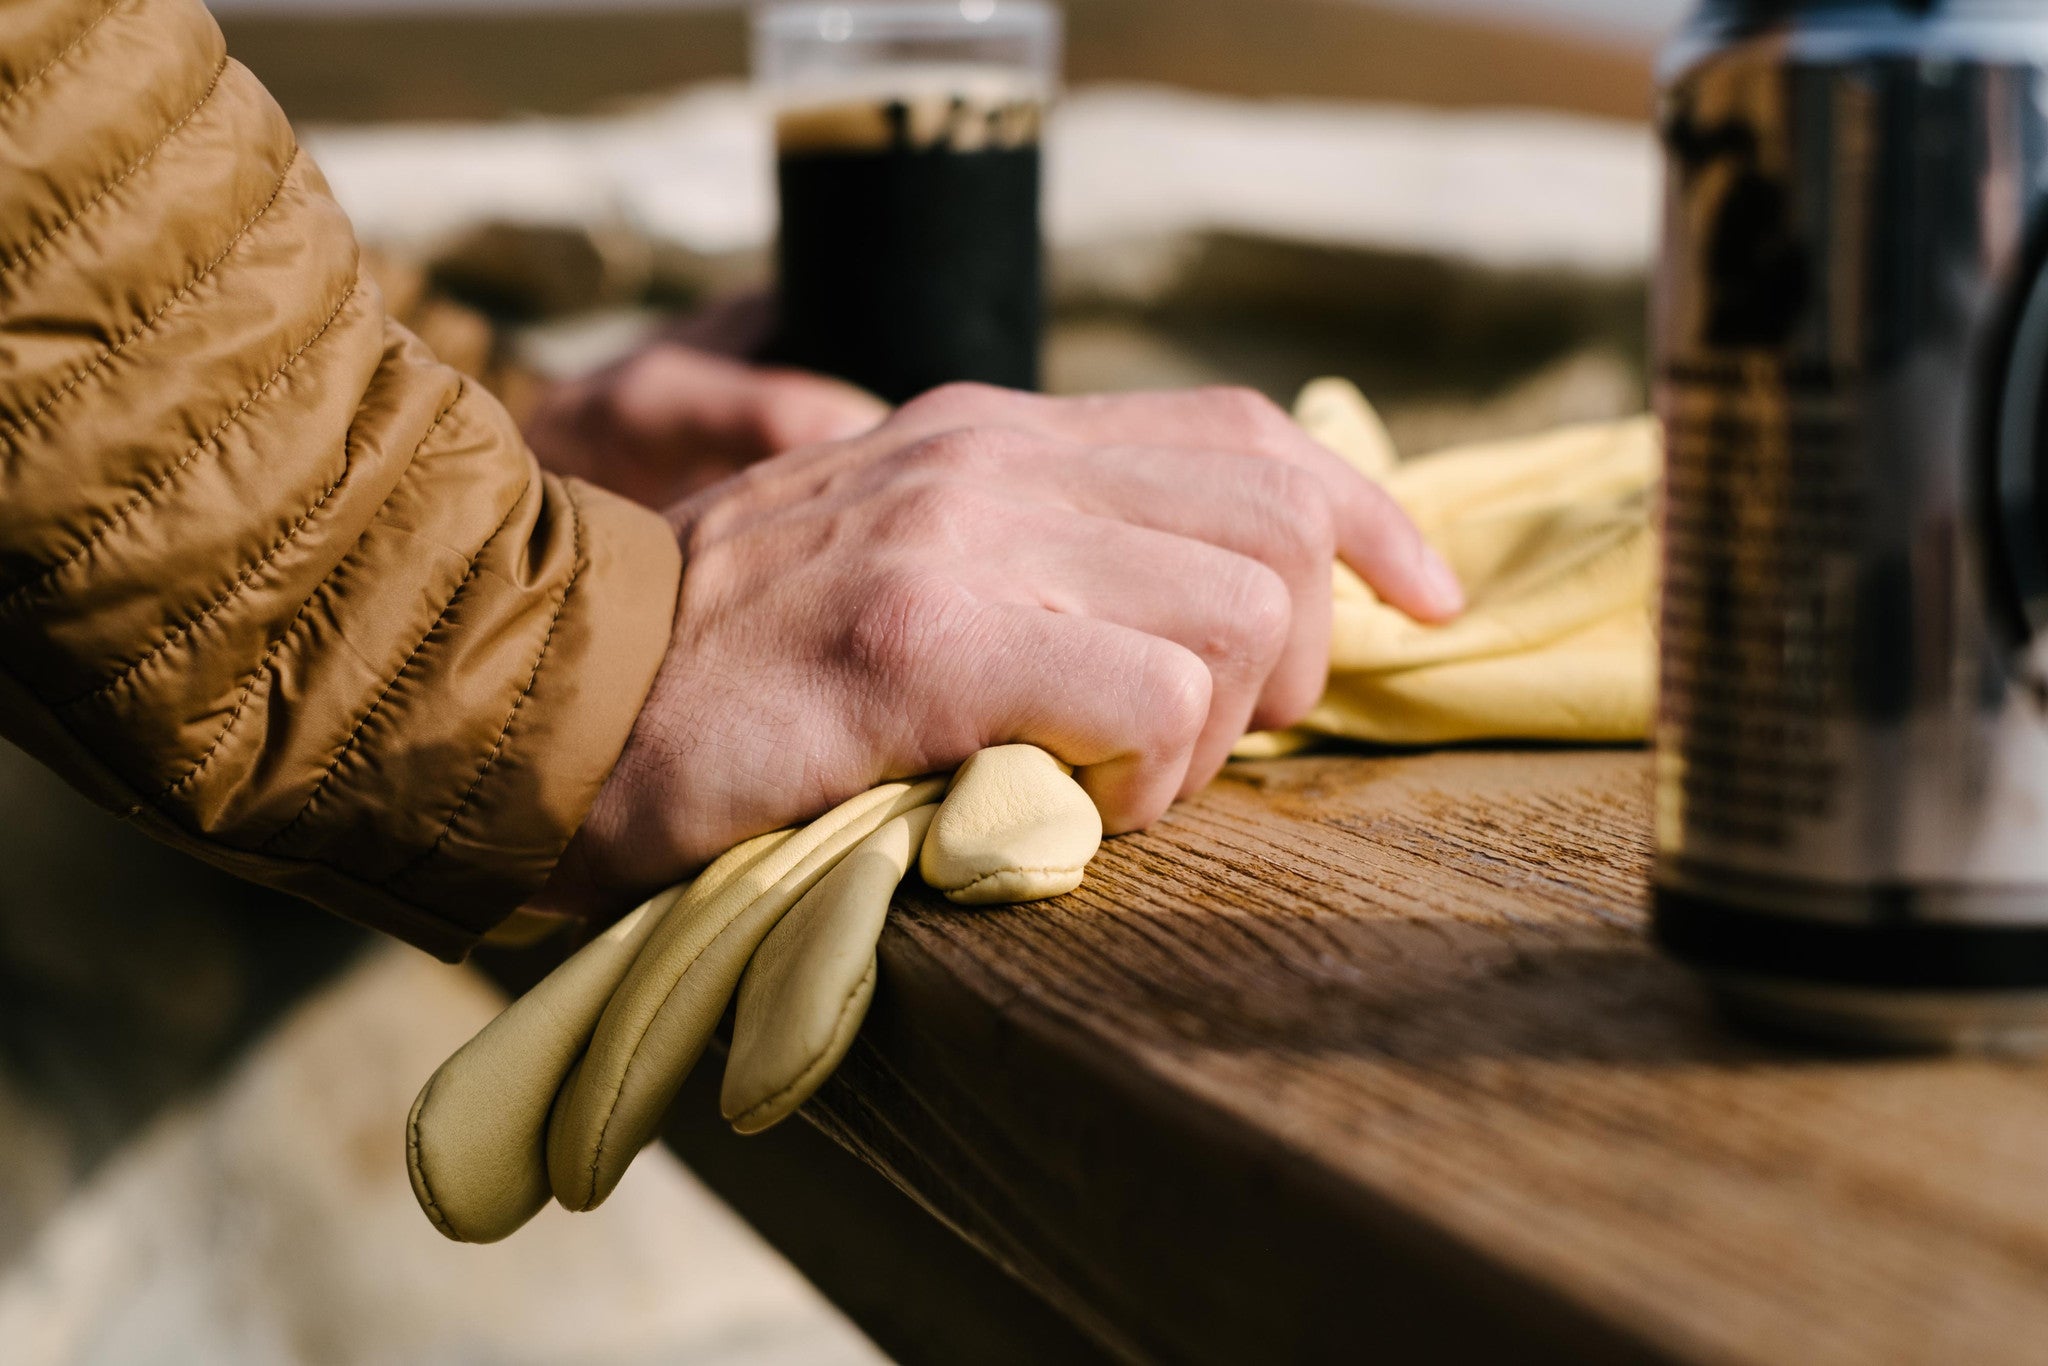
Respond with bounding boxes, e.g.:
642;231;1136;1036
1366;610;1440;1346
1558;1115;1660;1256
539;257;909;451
406;827;795;1243
921;745;1103;906
549;776;948;1211
1329;518;1653;674
1294;377;1399;481
405;887;673;1243
1383;416;1659;530
1311;610;1654;746
721;805;939;1135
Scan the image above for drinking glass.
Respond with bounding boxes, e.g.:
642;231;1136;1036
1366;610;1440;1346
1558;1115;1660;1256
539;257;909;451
754;1;1062;403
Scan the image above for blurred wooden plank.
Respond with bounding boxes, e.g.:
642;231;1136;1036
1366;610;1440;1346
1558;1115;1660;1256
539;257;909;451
221;8;746;123
221;0;1652;125
1068;0;1653;121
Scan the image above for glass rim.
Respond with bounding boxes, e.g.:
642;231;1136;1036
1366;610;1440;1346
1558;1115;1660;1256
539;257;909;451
753;1;1061;43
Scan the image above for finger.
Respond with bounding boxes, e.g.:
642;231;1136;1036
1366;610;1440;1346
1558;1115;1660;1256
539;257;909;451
755;431;1333;730
998;444;1338;730
745;366;891;451
890;384;1465;622
986;511;1292;796
890;603;1211;834
603;344;764;449
601;346;885;472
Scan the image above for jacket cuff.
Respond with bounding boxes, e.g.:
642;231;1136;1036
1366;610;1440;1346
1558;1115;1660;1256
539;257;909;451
380;479;682;956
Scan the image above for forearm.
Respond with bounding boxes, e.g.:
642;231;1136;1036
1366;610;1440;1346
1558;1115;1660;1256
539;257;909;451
0;0;680;957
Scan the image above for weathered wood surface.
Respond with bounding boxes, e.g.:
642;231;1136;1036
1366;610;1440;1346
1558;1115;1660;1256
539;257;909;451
783;749;2048;1365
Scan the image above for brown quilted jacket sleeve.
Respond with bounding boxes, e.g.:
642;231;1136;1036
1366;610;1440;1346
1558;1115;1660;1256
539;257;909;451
0;0;683;959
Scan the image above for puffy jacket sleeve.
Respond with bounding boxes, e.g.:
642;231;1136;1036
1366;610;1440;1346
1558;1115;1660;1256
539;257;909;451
0;0;683;959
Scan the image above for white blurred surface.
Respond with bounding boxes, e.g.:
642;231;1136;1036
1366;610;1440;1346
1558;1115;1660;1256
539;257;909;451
0;949;888;1366
304;83;1657;273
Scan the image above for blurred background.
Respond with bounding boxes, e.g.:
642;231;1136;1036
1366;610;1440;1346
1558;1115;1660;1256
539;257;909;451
1;1;1679;1361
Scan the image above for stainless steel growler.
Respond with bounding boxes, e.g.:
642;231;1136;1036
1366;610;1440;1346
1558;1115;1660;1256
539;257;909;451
1652;0;2048;1048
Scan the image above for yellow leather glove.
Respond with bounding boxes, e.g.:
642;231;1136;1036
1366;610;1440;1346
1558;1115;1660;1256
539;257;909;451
1238;379;1658;755
722;744;1103;1134
407;745;1100;1243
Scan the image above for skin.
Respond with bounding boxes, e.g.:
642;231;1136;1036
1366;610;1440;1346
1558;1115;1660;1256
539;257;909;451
525;340;890;507
529;359;1464;919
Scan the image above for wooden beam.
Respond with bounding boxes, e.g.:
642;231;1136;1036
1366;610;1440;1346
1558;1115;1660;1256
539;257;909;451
221;0;1652;125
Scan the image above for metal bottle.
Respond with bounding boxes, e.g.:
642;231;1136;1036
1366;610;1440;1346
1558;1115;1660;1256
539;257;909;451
1652;0;2048;1047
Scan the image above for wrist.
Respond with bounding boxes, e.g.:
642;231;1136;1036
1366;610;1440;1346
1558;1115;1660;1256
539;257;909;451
528;545;692;927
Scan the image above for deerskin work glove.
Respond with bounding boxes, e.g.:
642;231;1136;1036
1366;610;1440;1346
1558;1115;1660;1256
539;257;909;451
1237;379;1657;756
407;745;1099;1243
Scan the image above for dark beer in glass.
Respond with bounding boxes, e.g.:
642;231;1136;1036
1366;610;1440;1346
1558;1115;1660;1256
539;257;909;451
755;3;1061;404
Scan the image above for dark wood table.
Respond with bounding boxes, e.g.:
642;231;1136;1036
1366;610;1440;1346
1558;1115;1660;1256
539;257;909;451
660;748;2048;1366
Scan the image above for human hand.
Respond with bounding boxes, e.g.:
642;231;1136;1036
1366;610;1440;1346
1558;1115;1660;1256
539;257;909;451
542;383;1464;915
524;340;888;508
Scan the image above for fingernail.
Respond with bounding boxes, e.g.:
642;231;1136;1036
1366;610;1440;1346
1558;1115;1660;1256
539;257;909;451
1418;545;1465;617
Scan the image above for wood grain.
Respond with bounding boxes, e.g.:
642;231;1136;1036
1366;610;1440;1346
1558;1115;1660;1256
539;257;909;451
788;750;2048;1365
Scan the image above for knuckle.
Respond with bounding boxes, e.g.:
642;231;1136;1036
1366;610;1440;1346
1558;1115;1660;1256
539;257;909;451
900;381;1007;423
1253;463;1336;567
1197;385;1292;448
1140;642;1211;748
843;570;969;681
1300;490;1340;564
1275;462;1334;532
880;473;999;547
900;428;1013;479
1208;560;1293;664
